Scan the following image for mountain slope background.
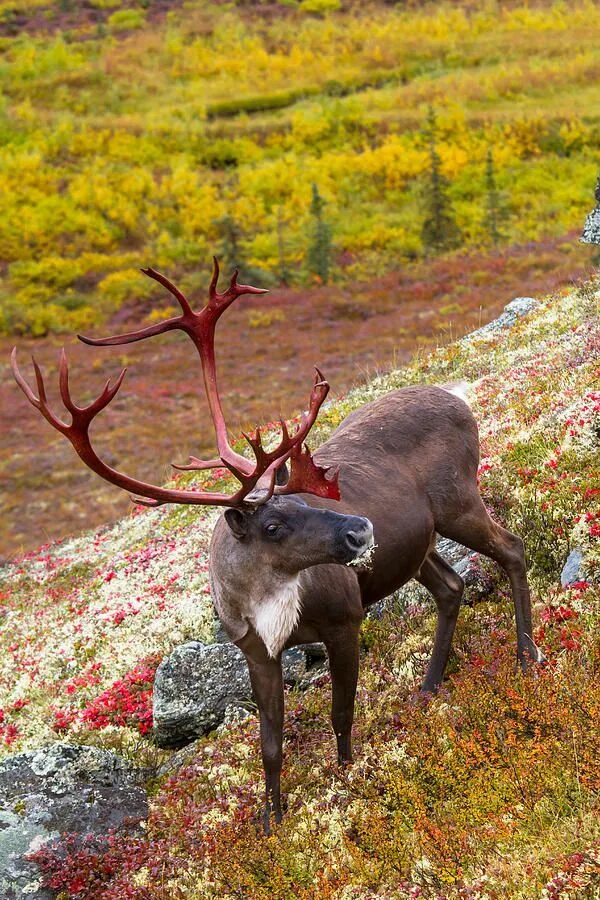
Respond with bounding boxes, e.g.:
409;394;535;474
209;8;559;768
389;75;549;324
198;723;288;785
1;277;598;897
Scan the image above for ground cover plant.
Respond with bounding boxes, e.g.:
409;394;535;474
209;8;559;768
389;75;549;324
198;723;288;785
1;276;598;897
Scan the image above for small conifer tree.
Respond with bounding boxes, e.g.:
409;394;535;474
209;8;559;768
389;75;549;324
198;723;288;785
484;147;508;246
215;214;245;275
420;108;461;255
277;206;292;286
307;183;333;284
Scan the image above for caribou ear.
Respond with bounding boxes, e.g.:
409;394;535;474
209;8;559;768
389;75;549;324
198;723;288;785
224;508;249;539
275;461;289;486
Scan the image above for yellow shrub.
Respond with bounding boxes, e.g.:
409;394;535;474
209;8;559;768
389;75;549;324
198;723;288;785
97;269;154;310
247;308;285;328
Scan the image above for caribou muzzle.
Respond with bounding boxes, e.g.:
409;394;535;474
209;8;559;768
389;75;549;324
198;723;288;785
335;514;374;563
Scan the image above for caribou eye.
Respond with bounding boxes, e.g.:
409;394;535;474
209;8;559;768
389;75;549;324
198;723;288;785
265;523;280;536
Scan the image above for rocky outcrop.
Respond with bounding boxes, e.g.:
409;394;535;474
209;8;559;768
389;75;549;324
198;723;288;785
0;743;147;899
462;296;538;343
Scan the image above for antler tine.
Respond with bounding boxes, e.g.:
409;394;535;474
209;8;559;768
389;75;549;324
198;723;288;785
58;348;78;415
31;357;48;408
243;426;269;468
88;366;128;415
171;455;222;472
78;316;182;348
141;267;193;317
56;349;128;420
279;418;290;443
11;349;69;432
208;256;269;310
11;348;41;410
78;267;194;347
208;256;220;303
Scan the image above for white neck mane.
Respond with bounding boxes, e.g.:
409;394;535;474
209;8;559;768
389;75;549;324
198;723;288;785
249;577;301;658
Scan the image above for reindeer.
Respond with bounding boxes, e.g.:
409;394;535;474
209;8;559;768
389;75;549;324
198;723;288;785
12;260;542;832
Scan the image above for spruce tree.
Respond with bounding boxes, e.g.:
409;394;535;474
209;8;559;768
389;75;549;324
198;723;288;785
420;108;461;255
307;183;333;284
484;147;508;246
277;206;292;286
215;214;245;275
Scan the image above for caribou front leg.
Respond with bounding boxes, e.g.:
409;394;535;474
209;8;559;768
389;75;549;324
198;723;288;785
246;653;285;834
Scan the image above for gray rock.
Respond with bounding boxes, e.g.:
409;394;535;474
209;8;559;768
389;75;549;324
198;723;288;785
0;743;147;900
581;205;600;244
561;548;590;587
219;704;254;730
463;296;539;343
297;659;330;689
282;646;308;683
153;639;328;748
153;641;252;749
436;536;471;568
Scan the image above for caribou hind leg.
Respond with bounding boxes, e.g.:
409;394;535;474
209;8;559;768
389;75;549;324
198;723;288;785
436;492;543;670
417;551;465;692
324;623;361;764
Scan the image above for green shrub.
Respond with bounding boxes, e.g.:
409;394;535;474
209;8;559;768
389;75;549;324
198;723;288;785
107;9;146;32
300;0;341;13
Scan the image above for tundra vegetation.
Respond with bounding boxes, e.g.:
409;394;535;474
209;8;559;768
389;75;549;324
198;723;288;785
1;278;598;896
1;0;599;894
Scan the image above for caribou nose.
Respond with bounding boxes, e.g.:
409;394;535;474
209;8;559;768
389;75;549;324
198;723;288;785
345;531;365;551
343;517;374;555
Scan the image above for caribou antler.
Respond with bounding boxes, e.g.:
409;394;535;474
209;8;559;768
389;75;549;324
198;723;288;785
12;260;340;508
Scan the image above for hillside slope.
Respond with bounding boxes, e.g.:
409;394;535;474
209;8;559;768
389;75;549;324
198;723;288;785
0;277;598;896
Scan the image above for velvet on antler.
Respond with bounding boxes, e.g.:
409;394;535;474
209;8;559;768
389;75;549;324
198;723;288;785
11;260;339;508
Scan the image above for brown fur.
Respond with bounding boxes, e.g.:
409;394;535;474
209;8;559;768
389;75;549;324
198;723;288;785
210;385;542;831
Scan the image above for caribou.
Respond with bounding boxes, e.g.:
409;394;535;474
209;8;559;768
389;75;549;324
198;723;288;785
12;259;542;832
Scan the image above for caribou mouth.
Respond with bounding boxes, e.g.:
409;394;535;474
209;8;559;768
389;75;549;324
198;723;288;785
346;541;378;571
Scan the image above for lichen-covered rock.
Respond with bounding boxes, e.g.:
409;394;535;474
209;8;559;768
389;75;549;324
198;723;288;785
153;640;327;748
153;641;251;749
462;296;539;343
561;548;591;587
0;743;147;899
580;205;600;244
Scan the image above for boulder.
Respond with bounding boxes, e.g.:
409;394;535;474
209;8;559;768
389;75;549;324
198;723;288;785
153;641;251;749
561;548;592;587
153;640;324;748
581;204;600;244
0;743;147;900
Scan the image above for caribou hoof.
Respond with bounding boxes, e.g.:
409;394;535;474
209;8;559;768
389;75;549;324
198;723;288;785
417;684;441;701
337;753;353;767
261;801;284;835
518;643;547;673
